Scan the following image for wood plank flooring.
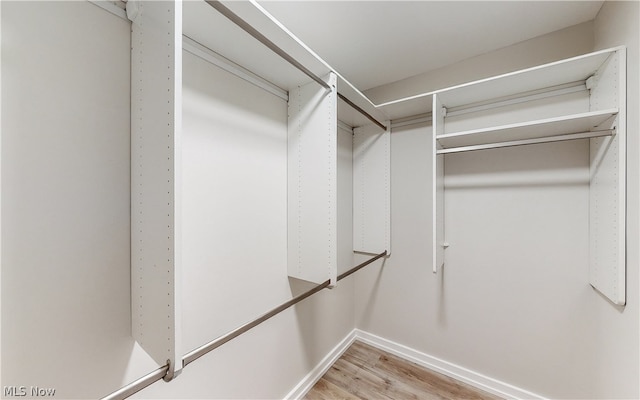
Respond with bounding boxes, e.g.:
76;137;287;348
304;341;502;400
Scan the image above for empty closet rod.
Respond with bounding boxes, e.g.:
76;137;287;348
205;0;330;90
436;129;614;155
183;250;388;367
338;93;388;131
101;251;387;400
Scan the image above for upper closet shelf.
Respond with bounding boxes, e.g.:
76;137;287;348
372;47;618;121
377;93;434;121
183;0;325;91
437;108;618;152
182;0;387;131
435;47;616;108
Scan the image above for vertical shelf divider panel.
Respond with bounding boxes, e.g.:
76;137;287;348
589;47;627;305
432;94;445;273
129;0;182;379
353;123;391;255
288;72;338;286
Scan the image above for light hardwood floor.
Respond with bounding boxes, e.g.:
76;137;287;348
304;341;502;400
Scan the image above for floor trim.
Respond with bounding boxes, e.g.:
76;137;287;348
284;330;358;400
286;329;547;400
354;329;547;400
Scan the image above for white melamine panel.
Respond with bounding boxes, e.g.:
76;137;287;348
438;109;618;149
288;73;337;285
588;49;626;305
592;4;639;398
433;95;445;273
353;124;391;255
590;133;624;304
436;47;616;108
130;1;182;376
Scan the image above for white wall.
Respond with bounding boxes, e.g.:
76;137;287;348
1;2;158;398
356;11;639;399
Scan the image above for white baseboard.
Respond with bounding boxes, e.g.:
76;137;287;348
286;328;546;400
284;330;357;400
354;329;546;400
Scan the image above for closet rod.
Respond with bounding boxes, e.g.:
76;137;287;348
183;250;388;368
338;93;388;131
436;129;614;155
205;0;330;90
101;251;387;400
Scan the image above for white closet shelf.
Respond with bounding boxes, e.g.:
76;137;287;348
182;1;321;91
183;0;387;130
436;47;617;109
436;108;618;150
378;93;434;121
371;47;619;121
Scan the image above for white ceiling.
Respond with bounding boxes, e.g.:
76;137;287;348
257;1;604;91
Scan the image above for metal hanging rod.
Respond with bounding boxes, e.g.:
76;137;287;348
205;1;330;91
183;250;387;368
436;129;614;155
338;93;388;131
206;1;388;132
182;280;331;368
101;251;387;400
338;251;388;281
101;366;169;400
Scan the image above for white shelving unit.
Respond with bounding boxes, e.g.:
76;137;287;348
128;0;391;379
431;46;626;306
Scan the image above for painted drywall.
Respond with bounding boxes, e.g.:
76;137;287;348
131;49;356;399
0;2;158;398
355;8;639;399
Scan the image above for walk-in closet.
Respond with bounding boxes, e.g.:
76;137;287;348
1;1;638;399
